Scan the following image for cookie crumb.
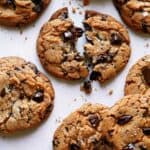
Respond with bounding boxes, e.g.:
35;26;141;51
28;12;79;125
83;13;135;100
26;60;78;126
109;90;113;95
80;80;92;94
72;7;76;14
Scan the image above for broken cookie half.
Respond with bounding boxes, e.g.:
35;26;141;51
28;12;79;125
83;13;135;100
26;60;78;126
37;7;89;80
84;10;131;83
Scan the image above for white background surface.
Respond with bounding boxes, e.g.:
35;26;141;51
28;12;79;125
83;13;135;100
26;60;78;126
0;0;149;149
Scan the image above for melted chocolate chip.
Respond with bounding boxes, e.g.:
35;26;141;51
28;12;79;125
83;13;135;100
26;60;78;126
70;143;80;150
32;89;44;103
0;88;6;97
88;114;100;128
83;23;92;31
142;67;150;86
123;143;135;150
95;53;115;64
117;115;132;125
32;0;43;13
90;71;101;81
111;33;122;45
81;80;92;94
143;128;150;135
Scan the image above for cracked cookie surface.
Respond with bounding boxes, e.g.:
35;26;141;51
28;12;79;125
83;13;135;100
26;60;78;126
125;55;150;95
103;94;150;150
0;0;50;26
113;0;150;33
0;56;54;134
37;7;89;80
84;11;131;83
53;103;110;150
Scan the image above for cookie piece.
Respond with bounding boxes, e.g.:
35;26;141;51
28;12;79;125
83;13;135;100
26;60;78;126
84;11;131;83
53;103;110;150
0;56;54;134
0;0;50;26
125;55;150;95
113;0;150;33
103;94;150;150
37;7;89;80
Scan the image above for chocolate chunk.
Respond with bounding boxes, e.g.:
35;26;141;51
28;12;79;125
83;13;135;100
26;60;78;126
83;23;92;31
63;31;73;41
123;143;136;150
0;88;6;97
32;0;43;13
142;22;148;33
70;143;80;150
95;53;115;64
19;92;25;99
81;80;92;94
88;114;100;128
117;115;132;125
90;71;101;81
32;89;44;103
111;33;122;45
142;128;150;135
74;27;84;38
53;138;60;147
86;36;94;45
7;0;16;9
61;12;68;19
142;67;150;86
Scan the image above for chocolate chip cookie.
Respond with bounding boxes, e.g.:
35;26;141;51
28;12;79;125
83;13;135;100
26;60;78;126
103;94;150;150
84;11;131;83
53;103;110;150
125;55;150;95
113;0;150;33
0;0;50;26
0;56;54;134
37;7;89;80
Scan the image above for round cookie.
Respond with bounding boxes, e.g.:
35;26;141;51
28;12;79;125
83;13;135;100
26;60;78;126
84;11;131;83
125;55;150;95
0;56;54;134
0;0;50;26
103;94;150;150
53;103;110;150
37;7;89;80
113;0;150;33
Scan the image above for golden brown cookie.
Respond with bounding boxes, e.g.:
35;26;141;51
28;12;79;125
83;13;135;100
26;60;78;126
0;0;50;26
53;103;110;150
103;94;150;150
125;55;150;95
0;56;54;134
113;0;150;33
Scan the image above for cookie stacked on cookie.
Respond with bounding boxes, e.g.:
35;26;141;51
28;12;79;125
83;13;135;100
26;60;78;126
53;94;150;150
